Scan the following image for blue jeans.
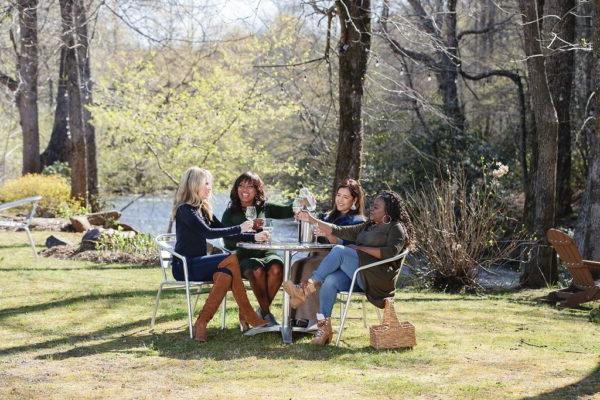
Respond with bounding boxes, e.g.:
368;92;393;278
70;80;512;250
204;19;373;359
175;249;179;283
311;245;364;317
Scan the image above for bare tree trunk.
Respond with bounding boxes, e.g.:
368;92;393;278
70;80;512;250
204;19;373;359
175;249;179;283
16;0;40;174
575;2;600;265
439;0;464;135
544;0;576;218
332;0;371;199
40;47;70;168
75;0;98;210
60;0;87;204
518;0;559;287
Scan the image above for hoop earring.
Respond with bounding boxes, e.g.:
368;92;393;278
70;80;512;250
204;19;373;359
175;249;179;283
350;203;357;211
383;215;392;224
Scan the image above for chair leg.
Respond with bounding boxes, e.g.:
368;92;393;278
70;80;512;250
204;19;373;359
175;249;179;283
193;289;202;313
24;227;37;258
184;282;194;339
151;283;164;329
220;294;227;330
361;297;367;328
335;290;354;346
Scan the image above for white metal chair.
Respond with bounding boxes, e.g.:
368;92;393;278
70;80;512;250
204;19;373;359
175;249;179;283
0;195;42;257
152;233;227;339
335;249;410;346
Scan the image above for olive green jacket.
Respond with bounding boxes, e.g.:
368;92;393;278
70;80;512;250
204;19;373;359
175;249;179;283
331;222;407;308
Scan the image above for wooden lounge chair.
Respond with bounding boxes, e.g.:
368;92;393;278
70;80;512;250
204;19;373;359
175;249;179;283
546;229;600;308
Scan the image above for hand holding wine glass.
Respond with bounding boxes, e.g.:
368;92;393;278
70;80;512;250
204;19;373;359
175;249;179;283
240;220;254;232
254;230;270;242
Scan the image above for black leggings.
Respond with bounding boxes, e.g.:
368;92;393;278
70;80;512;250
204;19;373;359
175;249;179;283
172;253;232;282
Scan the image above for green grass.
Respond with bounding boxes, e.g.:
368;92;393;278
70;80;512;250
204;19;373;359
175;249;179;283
1;231;599;399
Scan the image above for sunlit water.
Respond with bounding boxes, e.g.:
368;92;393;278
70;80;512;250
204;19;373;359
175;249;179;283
106;194;298;241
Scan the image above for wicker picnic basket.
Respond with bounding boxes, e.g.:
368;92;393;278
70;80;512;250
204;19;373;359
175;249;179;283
369;298;416;349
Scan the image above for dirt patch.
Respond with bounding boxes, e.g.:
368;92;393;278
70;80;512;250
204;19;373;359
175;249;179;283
41;245;158;266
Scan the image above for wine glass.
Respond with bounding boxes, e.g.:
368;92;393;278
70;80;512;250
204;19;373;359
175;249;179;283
262;218;274;242
245;206;257;223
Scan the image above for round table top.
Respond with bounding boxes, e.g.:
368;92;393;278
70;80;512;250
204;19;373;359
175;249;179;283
237;241;335;251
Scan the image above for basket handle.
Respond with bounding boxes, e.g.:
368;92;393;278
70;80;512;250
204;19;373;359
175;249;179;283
382;297;401;328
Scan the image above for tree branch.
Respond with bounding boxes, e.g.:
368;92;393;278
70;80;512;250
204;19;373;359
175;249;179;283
0;71;17;91
380;0;438;68
458;15;515;41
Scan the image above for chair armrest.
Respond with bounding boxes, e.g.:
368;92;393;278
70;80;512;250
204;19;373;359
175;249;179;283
583;260;600;269
350;250;410;283
0;195;42;212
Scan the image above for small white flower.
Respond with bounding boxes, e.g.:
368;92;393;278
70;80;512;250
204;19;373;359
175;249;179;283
491;164;509;178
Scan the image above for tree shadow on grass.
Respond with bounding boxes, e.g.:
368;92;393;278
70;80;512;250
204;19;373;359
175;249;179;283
519;364;600;400
0;315;183;356
37;325;405;362
0;289;160;319
20;311;412;362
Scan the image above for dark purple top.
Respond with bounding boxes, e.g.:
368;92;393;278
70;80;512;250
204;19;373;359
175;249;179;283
174;203;254;260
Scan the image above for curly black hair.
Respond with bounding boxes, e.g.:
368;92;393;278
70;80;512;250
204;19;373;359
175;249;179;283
378;190;416;251
229;171;267;212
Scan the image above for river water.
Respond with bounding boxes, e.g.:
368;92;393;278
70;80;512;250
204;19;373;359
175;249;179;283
107;194;299;241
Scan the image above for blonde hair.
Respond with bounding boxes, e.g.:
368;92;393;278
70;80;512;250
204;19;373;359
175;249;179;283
171;167;214;220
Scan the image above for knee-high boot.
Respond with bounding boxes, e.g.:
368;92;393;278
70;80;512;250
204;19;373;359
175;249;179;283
193;271;231;342
218;254;268;331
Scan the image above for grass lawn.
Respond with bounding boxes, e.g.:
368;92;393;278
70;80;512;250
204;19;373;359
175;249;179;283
0;231;599;399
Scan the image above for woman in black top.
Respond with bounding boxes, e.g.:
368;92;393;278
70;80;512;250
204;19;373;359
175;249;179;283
172;167;269;341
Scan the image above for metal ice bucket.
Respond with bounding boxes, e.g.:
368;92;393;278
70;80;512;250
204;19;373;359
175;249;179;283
298;220;315;243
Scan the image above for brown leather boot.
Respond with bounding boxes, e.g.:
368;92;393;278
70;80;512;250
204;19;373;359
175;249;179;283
218;255;268;332
193;271;231;342
310;317;333;346
282;279;319;309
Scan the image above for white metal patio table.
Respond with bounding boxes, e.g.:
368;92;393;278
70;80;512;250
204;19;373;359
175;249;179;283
237;241;334;344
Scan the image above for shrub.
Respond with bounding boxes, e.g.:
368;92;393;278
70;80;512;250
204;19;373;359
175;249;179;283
405;169;523;293
0;174;85;218
96;231;156;257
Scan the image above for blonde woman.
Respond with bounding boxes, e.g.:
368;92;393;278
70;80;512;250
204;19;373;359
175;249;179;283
172;167;268;342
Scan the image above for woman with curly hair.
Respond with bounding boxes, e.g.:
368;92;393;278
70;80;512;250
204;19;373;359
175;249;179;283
221;171;294;326
284;190;416;345
290;178;366;329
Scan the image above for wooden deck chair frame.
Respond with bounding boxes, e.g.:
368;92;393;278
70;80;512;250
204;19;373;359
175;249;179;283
546;229;600;308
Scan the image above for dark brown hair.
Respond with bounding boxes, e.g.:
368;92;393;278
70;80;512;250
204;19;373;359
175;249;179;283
328;179;366;221
378;190;416;251
229;171;266;212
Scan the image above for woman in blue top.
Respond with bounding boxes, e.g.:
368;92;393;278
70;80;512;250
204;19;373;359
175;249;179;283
290;179;366;328
172;167;269;342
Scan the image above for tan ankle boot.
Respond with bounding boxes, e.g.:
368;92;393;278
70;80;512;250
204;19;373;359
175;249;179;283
218;255;268;331
194;271;231;342
283;280;318;309
310;317;333;345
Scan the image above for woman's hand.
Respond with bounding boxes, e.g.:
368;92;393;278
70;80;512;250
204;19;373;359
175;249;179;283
240;220;254;232
254;231;270;242
295;210;315;222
